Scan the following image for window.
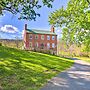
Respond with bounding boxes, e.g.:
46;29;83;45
35;35;38;39
30;42;32;47
52;43;55;48
35;42;38;48
41;35;44;40
47;43;50;48
52;36;55;40
47;35;50;40
30;34;32;39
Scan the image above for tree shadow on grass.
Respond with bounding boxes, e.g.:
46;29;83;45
0;46;74;90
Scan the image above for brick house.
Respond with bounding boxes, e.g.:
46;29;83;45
23;24;57;55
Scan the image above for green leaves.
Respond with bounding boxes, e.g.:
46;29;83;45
49;0;90;52
0;0;54;21
42;0;54;8
0;46;74;90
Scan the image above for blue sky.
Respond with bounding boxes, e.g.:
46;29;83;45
0;0;68;39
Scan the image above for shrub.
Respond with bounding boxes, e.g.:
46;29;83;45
46;50;51;54
0;43;2;46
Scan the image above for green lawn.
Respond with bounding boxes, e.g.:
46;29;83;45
76;57;90;63
0;46;74;90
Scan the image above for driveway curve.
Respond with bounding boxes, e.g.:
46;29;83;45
41;58;90;90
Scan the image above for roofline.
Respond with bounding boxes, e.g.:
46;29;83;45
26;28;50;31
26;32;57;35
25;29;57;35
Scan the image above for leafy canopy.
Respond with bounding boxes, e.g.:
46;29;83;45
0;0;54;20
49;0;90;51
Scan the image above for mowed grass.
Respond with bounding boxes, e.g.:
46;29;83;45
0;46;74;90
76;57;90;63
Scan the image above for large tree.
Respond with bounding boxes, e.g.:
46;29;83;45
49;0;90;52
0;0;54;20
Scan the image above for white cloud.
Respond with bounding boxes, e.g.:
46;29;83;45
0;25;18;33
22;30;24;35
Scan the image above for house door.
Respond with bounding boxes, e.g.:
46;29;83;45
41;43;44;49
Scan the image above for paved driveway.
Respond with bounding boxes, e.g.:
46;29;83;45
41;58;90;90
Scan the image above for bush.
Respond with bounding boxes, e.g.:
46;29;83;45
0;43;2;46
45;50;51;54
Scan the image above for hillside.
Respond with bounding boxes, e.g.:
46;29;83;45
0;39;23;49
0;46;74;90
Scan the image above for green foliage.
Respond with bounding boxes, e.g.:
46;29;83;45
87;0;90;4
49;0;90;52
0;0;54;20
83;32;90;52
0;46;74;90
0;43;2;46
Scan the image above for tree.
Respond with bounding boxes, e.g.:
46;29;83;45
87;0;90;4
49;0;90;52
0;0;54;20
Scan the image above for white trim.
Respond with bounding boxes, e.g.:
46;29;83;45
47;35;50;40
52;43;55;48
52;36;55;40
30;34;32;39
41;35;44;40
47;43;50;49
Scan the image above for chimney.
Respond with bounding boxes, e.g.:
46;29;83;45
51;25;54;33
24;24;27;30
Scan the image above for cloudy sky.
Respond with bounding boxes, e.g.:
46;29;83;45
0;0;68;39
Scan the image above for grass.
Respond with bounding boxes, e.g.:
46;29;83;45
76;57;90;63
0;46;74;90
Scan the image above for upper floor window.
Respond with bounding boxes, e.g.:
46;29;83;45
35;35;38;39
52;36;55;40
30;34;32;39
41;35;44;40
47;35;50;40
52;43;55;48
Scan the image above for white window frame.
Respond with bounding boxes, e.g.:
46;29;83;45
52;36;55;40
47;43;50;49
47;35;50;40
52;43;55;48
30;42;32;47
30;34;32;39
35;35;38;39
41;35;44;40
35;42;38;48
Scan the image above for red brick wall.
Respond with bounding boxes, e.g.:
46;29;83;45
24;32;57;54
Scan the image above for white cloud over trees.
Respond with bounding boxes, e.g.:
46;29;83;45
0;25;18;33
